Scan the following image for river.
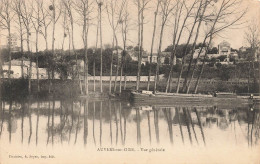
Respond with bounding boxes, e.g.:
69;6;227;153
0;98;259;163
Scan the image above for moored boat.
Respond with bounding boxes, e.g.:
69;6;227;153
130;90;258;106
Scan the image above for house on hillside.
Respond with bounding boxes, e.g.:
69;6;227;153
3;59;32;78
230;51;239;60
145;51;173;65
192;47;207;59
2;59;51;79
218;40;231;62
127;50;138;61
218;40;231;56
127;49;176;65
207;54;220;59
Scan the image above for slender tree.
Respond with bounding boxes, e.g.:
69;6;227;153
165;0;197;93
106;0;126;93
75;0;94;95
96;0;104;93
93;8;99;92
39;2;51;50
244;18;260;91
37;1;52;91
63;0;83;94
153;0;175;92
135;0;150;91
175;0;204;93
182;0;209;93
49;0;61;93
120;2;129;92
147;0;160;91
20;0;33;94
32;0;43;93
194;0;246;93
12;0;25;78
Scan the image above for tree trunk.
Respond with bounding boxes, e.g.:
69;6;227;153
7;27;11;83
193;2;223;94
18;15;24;78
182;2;207;93
136;0;141;91
186;37;207;94
0;45;2;80
109;37;114;94
175;20;199;93
113;36;119;93
36;29;40;93
247;61;251;93
99;4;103;93
109;52;113;94
194;36;213;94
36;7;40;93
165;0;195;93
154;22;166;92
84;16;89;95
147;1;159;91
119;55;123;93
50;2;56;94
26;32;32;94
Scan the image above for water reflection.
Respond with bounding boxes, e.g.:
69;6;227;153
0;98;259;148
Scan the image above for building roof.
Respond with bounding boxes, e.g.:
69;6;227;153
218;40;231;47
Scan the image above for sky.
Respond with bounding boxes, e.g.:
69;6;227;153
0;0;260;52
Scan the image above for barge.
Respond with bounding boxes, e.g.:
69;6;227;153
130;90;258;106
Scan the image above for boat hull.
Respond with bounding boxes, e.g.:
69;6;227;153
130;92;253;107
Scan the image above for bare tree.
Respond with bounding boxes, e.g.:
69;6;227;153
12;0;25;78
147;0;160;91
31;0;43;93
135;0;150;91
37;1;52;93
93;8;99;92
119;1;129;92
245;18;260;62
181;0;210;93
64;0;85;94
193;0;246;93
106;0;126;93
175;0;205;93
49;0;61;93
39;2;51;50
153;0;175;92
165;0;197;93
97;0;104;93
0;0;15;83
244;18;260;91
75;0;94;94
20;0;33;94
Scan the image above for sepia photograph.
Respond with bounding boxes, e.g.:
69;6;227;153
0;0;259;163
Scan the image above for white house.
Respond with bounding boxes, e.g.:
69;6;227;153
2;59;54;79
192;47;207;59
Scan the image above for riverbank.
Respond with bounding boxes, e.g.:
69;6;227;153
0;78;258;100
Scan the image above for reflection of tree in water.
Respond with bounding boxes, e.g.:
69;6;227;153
246;108;260;147
0;99;259;147
83;100;88;146
43;100;84;144
163;108;173;144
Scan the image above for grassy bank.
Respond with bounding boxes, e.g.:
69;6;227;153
0;78;258;101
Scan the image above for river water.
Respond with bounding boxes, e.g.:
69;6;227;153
0;98;259;163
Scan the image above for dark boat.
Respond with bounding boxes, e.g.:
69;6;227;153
130;90;257;106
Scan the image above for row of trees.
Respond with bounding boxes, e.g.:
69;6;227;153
0;0;257;95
